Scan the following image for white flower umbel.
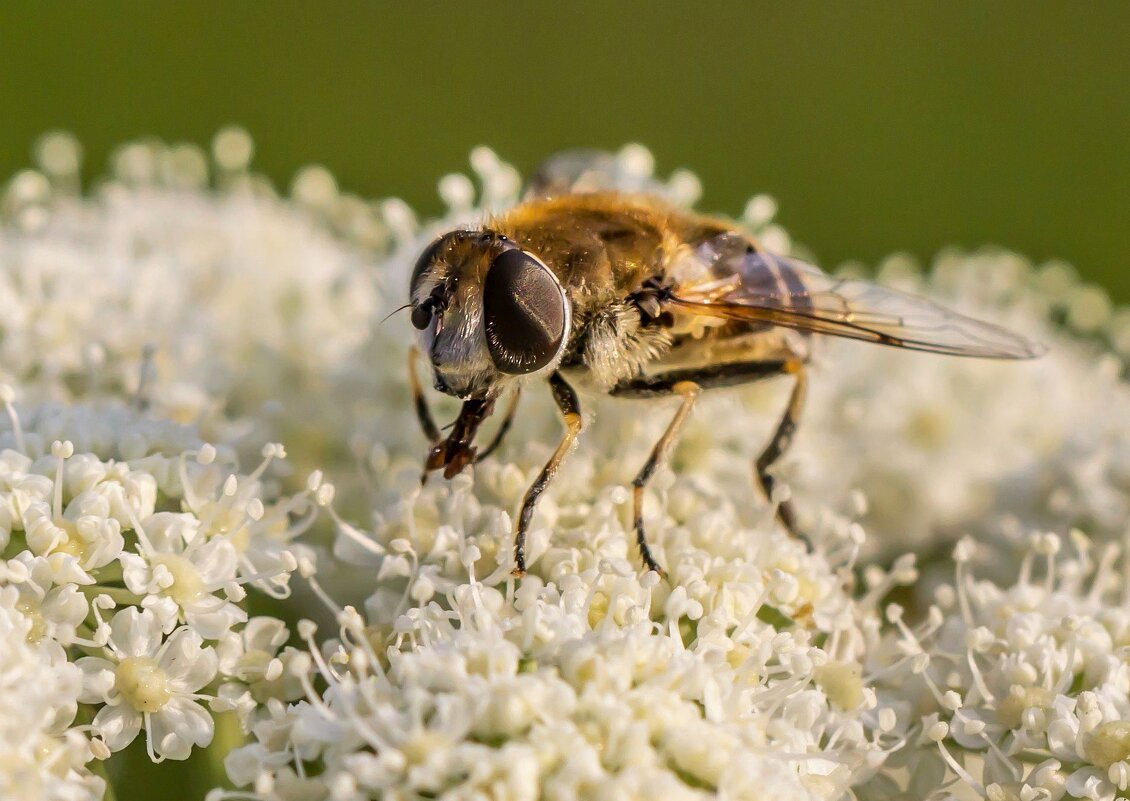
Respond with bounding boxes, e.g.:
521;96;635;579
0;130;383;468
875;531;1130;800
10;134;1126;564
205;142;1130;800
794;252;1130;561
7;134;1130;800
0;396;316;765
220;460;910;800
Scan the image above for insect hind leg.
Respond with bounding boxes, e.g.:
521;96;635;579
611;356;813;558
630;381;699;577
755;360;812;551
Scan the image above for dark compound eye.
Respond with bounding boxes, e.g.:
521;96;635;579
482;250;569;375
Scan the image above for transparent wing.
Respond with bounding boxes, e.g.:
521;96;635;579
526;148;672;199
669;233;1045;359
526;150;621;197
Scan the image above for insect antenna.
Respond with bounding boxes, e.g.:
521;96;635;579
379;303;413;325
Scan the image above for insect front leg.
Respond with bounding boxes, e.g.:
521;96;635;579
408;346;441;443
755;360;811;550
630;381;699;577
474;388;521;463
512;373;582;577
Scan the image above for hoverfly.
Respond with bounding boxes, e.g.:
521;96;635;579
408;151;1043;577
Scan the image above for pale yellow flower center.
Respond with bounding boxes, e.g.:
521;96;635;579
51;519;87;560
115;656;172;713
904;407;952;450
16;599;46;643
1084;720;1130;769
995;685;1052;729
814;660;864;711
238;649;272;677
152;553;206;606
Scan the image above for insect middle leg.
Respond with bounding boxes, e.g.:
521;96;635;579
512;372;582;577
408;346;441;443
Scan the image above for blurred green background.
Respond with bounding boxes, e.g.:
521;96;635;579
1;4;1128;799
3;2;1129;299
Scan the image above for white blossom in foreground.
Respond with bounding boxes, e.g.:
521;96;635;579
77;607;218;761
0;396;317;765
870;532;1130;801
0;587;102;801
217;455;916;800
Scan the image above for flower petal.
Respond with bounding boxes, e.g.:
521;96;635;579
76;657;117;704
150;698;214;760
93;702;143;752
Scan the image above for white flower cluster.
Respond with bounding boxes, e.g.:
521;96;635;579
171;142;1126;801
795;253;1130;563
220;467;909;801
5;133;1130;801
1;587;102;801
872;531;1130;801
0;394;322;796
0;129;383;460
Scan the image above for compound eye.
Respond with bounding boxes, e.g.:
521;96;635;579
482;250;569;375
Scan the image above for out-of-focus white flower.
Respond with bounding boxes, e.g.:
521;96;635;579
794;250;1130;563
77;607;217;760
0;132;384;474
214;617;305;729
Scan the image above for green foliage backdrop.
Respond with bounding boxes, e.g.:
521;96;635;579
2;2;1128;296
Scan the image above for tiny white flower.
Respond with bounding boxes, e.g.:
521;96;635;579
6;552;89;645
0;588;101;801
120;511;246;638
76;607;218;760
214;617;304;729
